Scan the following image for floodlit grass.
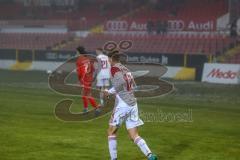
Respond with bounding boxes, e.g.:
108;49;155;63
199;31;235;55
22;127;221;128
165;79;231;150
0;70;240;160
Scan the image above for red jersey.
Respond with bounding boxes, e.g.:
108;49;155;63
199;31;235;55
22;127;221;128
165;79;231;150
76;55;95;85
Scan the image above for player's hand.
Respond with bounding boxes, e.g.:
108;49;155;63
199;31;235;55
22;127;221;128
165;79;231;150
102;90;110;97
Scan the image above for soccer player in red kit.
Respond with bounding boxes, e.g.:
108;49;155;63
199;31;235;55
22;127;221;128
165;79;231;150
76;46;101;114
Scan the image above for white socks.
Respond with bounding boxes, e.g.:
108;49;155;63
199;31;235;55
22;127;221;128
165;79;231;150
108;136;117;160
100;91;104;106
108;136;152;159
134;136;152;157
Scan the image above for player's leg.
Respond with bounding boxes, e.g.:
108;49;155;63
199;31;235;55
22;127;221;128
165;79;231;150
128;128;157;160
81;85;89;113
126;106;158;160
96;77;103;106
84;84;100;109
108;105;126;160
103;78;110;105
107;125;118;160
89;96;101;116
97;78;106;106
88;96;99;109
89;97;101;112
82;84;100;114
99;86;104;106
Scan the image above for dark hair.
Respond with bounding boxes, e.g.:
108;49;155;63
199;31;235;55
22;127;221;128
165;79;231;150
76;46;87;54
96;48;103;51
107;50;119;58
112;54;121;62
108;50;128;64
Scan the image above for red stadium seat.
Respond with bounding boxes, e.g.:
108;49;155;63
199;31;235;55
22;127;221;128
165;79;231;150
0;33;72;50
61;33;231;55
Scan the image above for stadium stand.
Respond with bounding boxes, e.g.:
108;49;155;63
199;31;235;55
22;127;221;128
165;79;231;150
0;0;145;30
0;33;73;49
0;3;23;19
62;33;231;55
123;0;228;22
59;0;231;54
0;0;237;57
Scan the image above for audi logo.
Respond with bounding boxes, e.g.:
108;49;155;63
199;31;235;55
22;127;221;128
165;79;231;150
106;20;129;31
168;20;185;31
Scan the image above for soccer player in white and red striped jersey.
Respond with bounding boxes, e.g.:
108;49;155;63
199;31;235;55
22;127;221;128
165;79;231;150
103;50;158;160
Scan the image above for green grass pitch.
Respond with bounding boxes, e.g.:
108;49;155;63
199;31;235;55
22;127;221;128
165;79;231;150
0;70;240;160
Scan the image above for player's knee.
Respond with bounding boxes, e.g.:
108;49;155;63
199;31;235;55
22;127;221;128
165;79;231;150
129;134;138;141
128;131;139;141
107;128;111;136
107;127;116;136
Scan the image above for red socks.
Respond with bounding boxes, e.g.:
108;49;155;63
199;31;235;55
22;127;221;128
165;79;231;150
89;97;98;108
82;96;99;109
82;96;88;109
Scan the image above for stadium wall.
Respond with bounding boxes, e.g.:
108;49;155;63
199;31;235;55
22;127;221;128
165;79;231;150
0;49;208;80
0;59;196;80
0;26;68;33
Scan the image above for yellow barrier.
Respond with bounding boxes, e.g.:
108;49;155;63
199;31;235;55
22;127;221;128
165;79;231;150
10;61;32;71
90;25;104;33
174;67;196;80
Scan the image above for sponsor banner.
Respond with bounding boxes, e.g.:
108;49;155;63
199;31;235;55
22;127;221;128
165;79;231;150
35;51;187;65
35;50;76;61
104;20;215;32
127;54;184;66
202;63;240;84
0;49;207;68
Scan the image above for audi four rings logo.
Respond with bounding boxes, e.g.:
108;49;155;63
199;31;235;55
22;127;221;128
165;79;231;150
106;20;186;31
106;20;129;31
168;20;185;31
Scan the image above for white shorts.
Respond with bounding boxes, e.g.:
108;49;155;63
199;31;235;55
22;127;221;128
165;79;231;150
109;95;144;130
96;78;110;87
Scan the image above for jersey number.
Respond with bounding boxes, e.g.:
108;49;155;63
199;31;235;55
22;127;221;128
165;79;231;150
84;62;91;73
101;60;108;69
124;72;134;91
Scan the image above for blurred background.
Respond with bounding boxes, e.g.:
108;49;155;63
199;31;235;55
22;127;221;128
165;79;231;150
0;0;239;82
0;1;240;160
